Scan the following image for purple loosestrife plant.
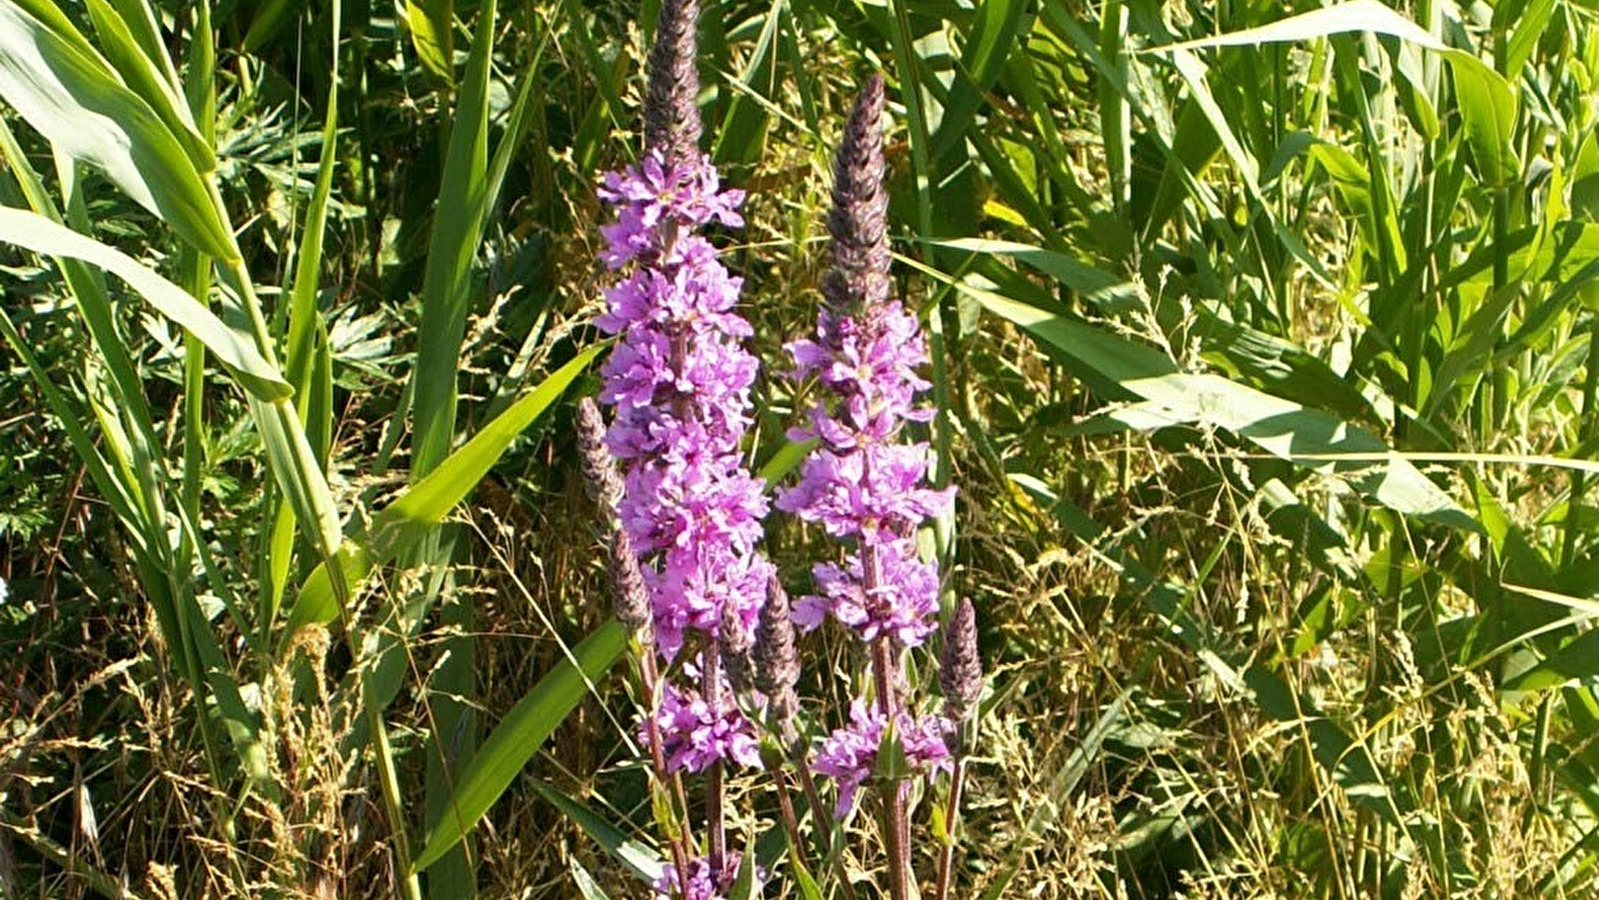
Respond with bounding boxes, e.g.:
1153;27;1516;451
587;0;771;896
777;75;966;900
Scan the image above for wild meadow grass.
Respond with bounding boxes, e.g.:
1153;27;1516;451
1;0;1598;897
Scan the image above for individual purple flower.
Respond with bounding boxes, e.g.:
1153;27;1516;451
813;701;952;818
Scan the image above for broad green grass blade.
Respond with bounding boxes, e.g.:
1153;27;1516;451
530;780;666;884
712;0;781;167
0;1;234;259
268;0;344;625
411;620;629;873
406;0;455;85
82;0;213;172
930;0;1033;164
1143;0;1518;190
410;0;497;477
1448;53;1518;186
1148;0;1445;54
285;344;602;634
0;207;290;399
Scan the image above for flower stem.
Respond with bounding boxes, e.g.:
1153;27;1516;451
780;722;861;900
704;644;728;876
934;754;968;900
639;650;696;900
870;637;912;900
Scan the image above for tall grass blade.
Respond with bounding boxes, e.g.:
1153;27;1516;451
411;620;629;873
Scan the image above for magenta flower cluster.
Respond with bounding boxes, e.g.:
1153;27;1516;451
653;662;762;772
652;854;760;900
813;701;951;818
595;147;771;772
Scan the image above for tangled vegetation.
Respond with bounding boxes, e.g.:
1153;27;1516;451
2;0;1598;897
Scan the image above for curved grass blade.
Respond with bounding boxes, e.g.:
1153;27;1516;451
406;0;456;85
0;207;290;400
0;1;234;259
530;779;665;884
285;344;603;634
411;619;629;873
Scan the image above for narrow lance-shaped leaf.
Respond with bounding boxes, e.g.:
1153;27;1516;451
285;345;603;636
0;207;289;400
411;620;629;872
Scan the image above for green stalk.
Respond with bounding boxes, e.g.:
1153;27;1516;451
1564;309;1599;566
206;171;423;900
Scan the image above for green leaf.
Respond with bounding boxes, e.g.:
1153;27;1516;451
931;0;1034;164
406;0;455;85
286;345;602;634
0;207;289;400
0;2;235;259
410;0;497;478
1447;49;1518;186
713;0;782;167
916;258;1479;532
83;0;214;173
570;859;613;900
411;620;629;873
1503;627;1599;692
1149;0;1446;53
530;780;665;884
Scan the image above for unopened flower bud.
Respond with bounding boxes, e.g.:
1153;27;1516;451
821;74;890;315
643;0;703;168
575;398;651;636
753;575;800;716
720;599;753;696
940;598;982;723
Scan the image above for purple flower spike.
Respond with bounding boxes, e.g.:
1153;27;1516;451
594;59;770;773
779;76;953;649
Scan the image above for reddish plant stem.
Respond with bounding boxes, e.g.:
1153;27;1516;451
779;720;861;900
704;644;727;876
871;638;913;900
639;650;696;899
934;753;968;900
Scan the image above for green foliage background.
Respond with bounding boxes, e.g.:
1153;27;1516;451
1;0;1598;897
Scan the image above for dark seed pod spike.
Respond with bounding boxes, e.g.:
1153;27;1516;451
643;0;703;168
821;74;890;315
753;575;801;717
575;398;652;637
940;598;982;724
720;600;753;696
